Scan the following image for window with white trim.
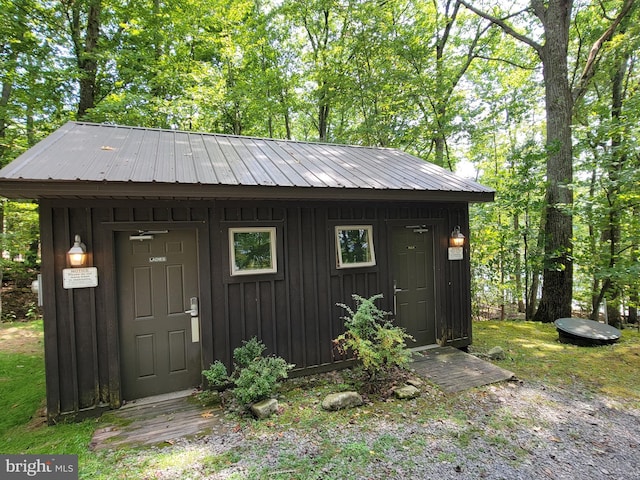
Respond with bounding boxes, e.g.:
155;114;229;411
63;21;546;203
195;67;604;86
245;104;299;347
229;227;277;276
335;225;376;268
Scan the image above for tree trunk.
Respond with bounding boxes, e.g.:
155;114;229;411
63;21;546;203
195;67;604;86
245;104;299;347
526;205;545;319
601;25;630;329
630;205;639;324
514;214;525;313
533;0;574;323
318;81;330;142
74;0;102;119
0;50;16;162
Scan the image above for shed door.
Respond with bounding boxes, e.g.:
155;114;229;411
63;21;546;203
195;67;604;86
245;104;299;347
392;226;437;346
117;229;201;400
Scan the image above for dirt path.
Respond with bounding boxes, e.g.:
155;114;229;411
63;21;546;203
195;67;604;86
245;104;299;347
0;322;43;356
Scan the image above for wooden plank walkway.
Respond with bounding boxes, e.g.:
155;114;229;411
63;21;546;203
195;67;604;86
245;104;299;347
411;346;515;393
90;391;231;451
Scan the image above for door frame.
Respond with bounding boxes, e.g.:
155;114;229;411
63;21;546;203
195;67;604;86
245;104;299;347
385;219;445;347
102;221;212;407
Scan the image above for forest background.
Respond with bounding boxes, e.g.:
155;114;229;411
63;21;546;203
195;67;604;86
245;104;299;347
1;0;639;326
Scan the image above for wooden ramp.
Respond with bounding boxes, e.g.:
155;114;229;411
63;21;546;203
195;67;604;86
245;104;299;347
411;346;515;393
90;392;230;451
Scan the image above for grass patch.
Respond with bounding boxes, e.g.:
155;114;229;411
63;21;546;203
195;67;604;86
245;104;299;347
0;320;46;434
472;320;640;405
0;352;45;433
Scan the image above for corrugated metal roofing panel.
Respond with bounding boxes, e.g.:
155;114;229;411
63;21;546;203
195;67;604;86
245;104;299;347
188;134;219;184
267;140;325;188
249;137;307;187
0;122;494;201
293;141;362;189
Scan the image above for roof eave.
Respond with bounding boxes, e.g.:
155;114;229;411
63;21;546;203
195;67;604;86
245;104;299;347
0;180;495;203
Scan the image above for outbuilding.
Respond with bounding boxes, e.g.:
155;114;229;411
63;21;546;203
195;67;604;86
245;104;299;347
0;122;493;422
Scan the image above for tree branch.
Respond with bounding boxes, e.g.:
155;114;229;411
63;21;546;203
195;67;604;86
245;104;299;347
458;1;543;55
572;0;637;103
474;55;537;70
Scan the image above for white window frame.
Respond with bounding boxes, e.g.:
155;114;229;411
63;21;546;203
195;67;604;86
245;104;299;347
335;225;376;269
229;227;278;276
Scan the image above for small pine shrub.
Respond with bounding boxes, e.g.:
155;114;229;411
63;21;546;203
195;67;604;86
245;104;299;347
233;337;266;368
334;293;414;384
202;360;230;389
233;356;294;406
202;337;294;409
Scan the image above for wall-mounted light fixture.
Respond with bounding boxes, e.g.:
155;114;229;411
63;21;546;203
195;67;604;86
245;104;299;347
450;226;465;248
67;234;87;267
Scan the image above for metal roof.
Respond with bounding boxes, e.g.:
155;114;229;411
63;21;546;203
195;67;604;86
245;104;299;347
0;122;494;202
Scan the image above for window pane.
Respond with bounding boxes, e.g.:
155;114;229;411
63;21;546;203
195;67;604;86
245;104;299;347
230;228;276;275
336;226;375;268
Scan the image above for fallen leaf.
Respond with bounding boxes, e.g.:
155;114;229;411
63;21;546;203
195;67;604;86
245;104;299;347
201;411;213;418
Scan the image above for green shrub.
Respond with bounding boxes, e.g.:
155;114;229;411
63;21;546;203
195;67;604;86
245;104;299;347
334;294;413;382
234;356;294;405
233;337;266;369
202;337;294;409
202;360;230;389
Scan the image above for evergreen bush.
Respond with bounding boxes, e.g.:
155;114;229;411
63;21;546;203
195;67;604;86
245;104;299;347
334;293;413;383
202;337;294;409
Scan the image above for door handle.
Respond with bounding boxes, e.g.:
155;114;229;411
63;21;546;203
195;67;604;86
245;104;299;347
185;297;200;343
185;296;198;316
393;281;402;315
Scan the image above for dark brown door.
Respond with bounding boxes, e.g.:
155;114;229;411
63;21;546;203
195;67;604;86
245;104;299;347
392;226;437;346
117;229;201;400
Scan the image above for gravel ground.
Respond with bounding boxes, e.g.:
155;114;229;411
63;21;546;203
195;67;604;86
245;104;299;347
127;379;640;480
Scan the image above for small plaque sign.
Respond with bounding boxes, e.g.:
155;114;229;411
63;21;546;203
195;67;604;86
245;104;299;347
63;267;98;289
448;247;464;261
149;256;167;263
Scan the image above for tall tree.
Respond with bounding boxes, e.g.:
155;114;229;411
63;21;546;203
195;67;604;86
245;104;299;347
281;0;356;142
63;0;103;119
460;0;636;322
572;3;640;324
390;1;498;168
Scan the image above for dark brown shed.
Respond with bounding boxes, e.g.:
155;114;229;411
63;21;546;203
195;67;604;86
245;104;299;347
0;122;493;422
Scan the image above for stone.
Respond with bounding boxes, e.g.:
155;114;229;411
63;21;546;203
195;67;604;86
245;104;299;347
406;377;424;388
394;385;420;400
321;391;363;411
250;398;279;419
487;346;506;360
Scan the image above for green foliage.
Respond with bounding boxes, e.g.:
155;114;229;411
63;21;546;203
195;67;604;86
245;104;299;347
233;356;294;406
334;294;413;382
233;336;267;369
201;360;230;389
0;201;40;270
203;337;293;409
0;260;38;288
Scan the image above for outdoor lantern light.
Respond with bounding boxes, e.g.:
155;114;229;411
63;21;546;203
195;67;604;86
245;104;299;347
67;234;87;267
450;226;465;247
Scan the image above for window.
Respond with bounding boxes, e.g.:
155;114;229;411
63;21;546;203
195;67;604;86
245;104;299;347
335;225;376;268
229;227;277;276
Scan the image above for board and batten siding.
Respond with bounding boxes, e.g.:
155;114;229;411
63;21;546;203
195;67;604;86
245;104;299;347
39;199;471;421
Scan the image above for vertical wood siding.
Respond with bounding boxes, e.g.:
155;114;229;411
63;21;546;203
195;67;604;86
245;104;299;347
39;199;472;421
